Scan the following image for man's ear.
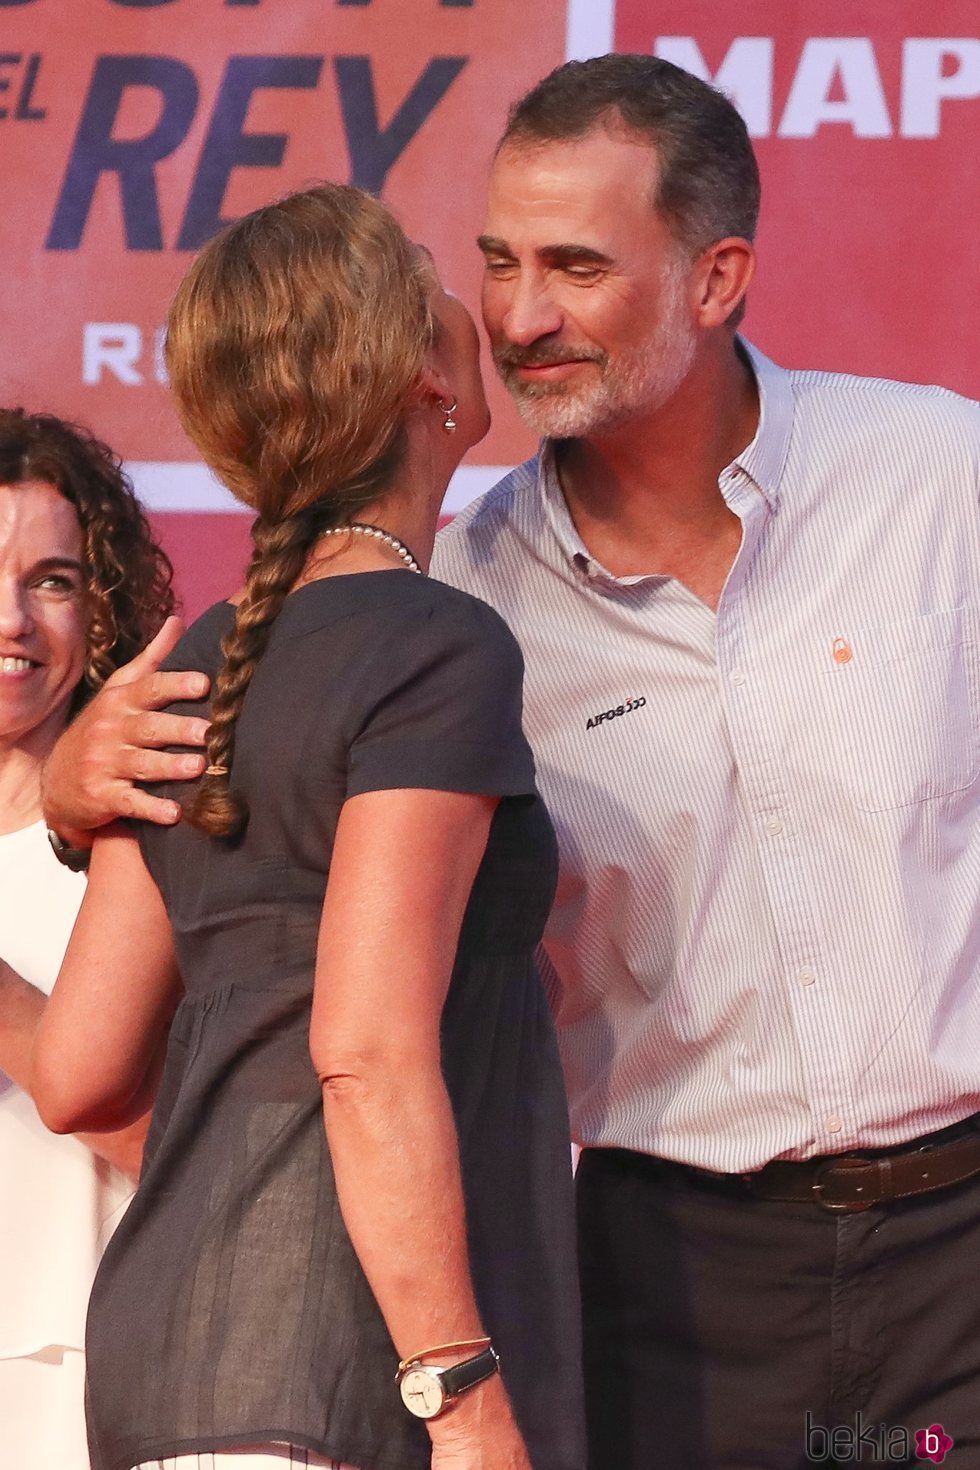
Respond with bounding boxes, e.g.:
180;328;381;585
693;237;756;329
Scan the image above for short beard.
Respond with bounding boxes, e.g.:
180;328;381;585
495;254;697;440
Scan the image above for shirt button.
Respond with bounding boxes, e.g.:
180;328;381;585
826;1117;843;1135
765;816;784;835
799;968;816;987
730;670;746;686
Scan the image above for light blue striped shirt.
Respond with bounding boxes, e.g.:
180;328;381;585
433;343;980;1171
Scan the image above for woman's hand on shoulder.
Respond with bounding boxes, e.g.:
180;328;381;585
428;1375;534;1470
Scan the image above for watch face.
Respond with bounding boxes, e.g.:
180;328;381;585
399;1366;446;1419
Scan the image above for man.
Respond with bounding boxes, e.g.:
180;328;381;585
45;55;980;1470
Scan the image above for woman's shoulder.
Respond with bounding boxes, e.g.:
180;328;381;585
308;574;528;716
159;600;235;677
414;575;523;656
277;573;524;670
374;576;526;694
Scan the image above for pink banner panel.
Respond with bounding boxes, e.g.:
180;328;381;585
1;0;976;615
0;0;568;613
616;0;980;396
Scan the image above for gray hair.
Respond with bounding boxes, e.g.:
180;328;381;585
500;54;761;259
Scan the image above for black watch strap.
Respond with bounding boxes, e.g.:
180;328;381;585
46;828;92;873
440;1346;500;1399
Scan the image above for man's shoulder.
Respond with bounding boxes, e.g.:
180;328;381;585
433;456;542;586
439;456;540;541
784;361;980;440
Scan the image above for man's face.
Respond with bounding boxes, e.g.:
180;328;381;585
479;128;698;438
0;480;88;752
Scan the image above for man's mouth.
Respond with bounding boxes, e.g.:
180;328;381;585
499;351;600;369
495;346;606;387
513;361;582;376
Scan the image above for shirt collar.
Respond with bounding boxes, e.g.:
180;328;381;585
537;442;592;570
734;338;794;508
536;337;795;575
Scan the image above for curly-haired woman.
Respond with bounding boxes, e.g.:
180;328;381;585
0;408;176;1468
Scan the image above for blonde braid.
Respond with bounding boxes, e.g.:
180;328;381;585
184;505;323;838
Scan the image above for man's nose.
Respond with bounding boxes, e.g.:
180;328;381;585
498;274;563;347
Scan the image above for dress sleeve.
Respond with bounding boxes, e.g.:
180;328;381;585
132;602;234;878
346;591;536;800
157;601;234;678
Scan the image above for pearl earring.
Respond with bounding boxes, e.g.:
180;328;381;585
440;397;458;433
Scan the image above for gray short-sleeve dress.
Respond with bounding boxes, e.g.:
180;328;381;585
83;572;585;1470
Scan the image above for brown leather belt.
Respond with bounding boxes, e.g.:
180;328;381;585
673;1114;980;1213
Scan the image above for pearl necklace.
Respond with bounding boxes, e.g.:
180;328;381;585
319;522;423;574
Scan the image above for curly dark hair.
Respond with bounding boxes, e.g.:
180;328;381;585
0;408;178;708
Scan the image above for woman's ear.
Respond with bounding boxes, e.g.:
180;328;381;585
415;357;452;408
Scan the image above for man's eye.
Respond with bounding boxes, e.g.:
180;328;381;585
564;264;603;280
484;258;517;276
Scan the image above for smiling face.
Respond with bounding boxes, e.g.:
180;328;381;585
0;480;89;754
479;128;700;439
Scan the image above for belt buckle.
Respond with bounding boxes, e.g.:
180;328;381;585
810;1157;877;1213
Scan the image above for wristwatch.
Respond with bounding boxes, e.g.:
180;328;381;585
398;1345;500;1419
46;828;92;873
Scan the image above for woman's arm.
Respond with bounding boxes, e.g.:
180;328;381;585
0;958;152;1178
32;823;182;1138
312;787;532;1470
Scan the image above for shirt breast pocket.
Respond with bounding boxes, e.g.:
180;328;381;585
816;605;980;813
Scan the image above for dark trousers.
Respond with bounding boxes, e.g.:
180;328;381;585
577;1147;980;1469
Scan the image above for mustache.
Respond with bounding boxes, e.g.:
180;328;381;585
493;342;607;371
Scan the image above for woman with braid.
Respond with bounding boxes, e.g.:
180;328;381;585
32;184;584;1470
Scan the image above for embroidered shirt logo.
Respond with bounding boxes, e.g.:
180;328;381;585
586;696;647;731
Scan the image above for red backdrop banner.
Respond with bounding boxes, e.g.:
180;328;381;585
617;0;980;397
0;0;566;610
1;1;976;615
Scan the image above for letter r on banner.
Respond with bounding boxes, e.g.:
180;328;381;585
83;323;142;384
47;56;198;250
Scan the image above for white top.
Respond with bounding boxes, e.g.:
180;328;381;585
0;820;133;1358
433;341;980;1172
